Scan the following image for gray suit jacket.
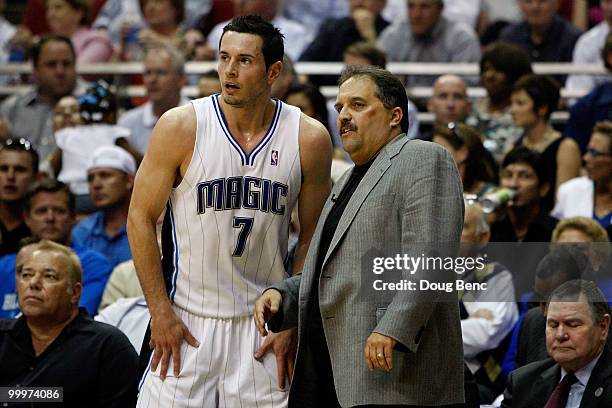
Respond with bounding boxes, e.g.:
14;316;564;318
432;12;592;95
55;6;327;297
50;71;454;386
269;136;465;407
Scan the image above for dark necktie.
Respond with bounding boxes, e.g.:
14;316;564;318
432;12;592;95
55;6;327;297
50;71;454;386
544;372;578;408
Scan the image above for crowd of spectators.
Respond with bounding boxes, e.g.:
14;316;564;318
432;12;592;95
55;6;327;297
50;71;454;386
0;0;611;406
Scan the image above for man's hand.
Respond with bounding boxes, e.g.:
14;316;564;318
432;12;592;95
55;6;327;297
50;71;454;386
364;333;397;372
149;307;200;380
254;328;298;390
254;289;283;337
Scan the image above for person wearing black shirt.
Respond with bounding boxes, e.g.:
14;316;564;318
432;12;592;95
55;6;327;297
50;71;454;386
255;65;465;407
0;240;138;407
0;138;37;256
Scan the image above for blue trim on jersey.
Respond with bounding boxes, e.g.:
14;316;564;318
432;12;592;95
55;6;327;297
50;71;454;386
212;95;247;165
248;100;282;166
168;201;180;301
212;94;281;167
138;353;154;392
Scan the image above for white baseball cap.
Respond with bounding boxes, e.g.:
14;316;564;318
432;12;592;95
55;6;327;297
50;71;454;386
88;145;136;175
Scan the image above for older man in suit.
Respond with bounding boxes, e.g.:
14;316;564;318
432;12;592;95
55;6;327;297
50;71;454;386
502;279;612;408
255;65;465;407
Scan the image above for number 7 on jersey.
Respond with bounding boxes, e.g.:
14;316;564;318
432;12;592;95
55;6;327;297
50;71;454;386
232;217;254;257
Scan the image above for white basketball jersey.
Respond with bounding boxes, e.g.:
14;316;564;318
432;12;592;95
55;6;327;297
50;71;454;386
164;95;301;318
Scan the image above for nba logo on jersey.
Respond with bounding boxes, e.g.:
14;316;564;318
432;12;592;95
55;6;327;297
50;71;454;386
271;150;279;166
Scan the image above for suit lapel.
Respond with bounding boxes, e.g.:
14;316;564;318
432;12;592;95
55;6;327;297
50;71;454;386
533;364;560;407
321;135;408;270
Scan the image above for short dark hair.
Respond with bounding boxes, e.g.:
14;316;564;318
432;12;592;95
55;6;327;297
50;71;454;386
0;138;39;174
221;15;284;70
31;35;76;68
480;42;533;85
139;0;185;25
512;74;560;121
536;246;593;282
344;41;387;69
338;65;409;133
549;279;611;324
285;82;329;128
47;0;91;24
502;146;549;186
24;178;75;214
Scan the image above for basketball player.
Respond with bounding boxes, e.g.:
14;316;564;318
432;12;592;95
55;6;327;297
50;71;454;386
128;16;332;407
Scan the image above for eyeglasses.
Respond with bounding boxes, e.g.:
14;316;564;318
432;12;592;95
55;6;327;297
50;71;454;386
3;138;33;151
586;148;611;158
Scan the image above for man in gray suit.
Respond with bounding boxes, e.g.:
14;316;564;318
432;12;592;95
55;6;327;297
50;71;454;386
255;65;465;407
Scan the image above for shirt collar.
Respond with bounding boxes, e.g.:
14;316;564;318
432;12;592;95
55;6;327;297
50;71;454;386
561;352;603;386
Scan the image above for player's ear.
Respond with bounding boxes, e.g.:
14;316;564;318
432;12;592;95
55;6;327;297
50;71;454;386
267;61;282;83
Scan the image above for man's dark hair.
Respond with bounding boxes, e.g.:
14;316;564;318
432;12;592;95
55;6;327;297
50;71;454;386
480;42;533;85
512;74;560;121
285;82;329;128
502;146;550;187
24;178;75;214
344;41;387;69
338;65;409;133
536;246;593;282
549;279;611;324
0;138;39;174
30;35;76;68
220;15;284;70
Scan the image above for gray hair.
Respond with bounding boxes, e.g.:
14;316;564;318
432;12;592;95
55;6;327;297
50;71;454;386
144;43;186;76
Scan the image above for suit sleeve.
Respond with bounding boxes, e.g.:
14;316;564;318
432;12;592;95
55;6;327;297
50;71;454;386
267;274;302;332
501;371;514;407
373;143;464;352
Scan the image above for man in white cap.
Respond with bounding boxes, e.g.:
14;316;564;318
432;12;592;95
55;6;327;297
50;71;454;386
72;145;136;268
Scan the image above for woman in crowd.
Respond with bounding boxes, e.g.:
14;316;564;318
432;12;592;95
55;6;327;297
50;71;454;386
432;123;497;197
510;74;581;212
45;0;112;64
469;42;532;162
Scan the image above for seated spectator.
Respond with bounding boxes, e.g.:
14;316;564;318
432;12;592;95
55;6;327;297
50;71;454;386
377;0;481;87
0;179;113;317
468;42;533;162
499;0;581;79
0;35;81;163
488;147;558;295
433;123;497;197
117;0;201;61
423;74;472;140
93;0;212;48
281;0;349;35
299;0;389;86
44;0;113;64
0;240;138;406
52;95;81;131
511;74;581;211
566;0;612;94
21;0;105;36
50;80;133;214
502;280;612;408
343;41;387;68
564;30;612;154
72;146;135;268
460;201;518;403
270;54;299;101
118;43;189;159
0;139;37;256
205;0;310;62
197;69;222;98
95;296;149;354
553;121;612;230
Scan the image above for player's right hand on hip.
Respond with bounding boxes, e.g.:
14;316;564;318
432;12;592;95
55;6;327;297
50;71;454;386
254;289;282;337
149;307;200;381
